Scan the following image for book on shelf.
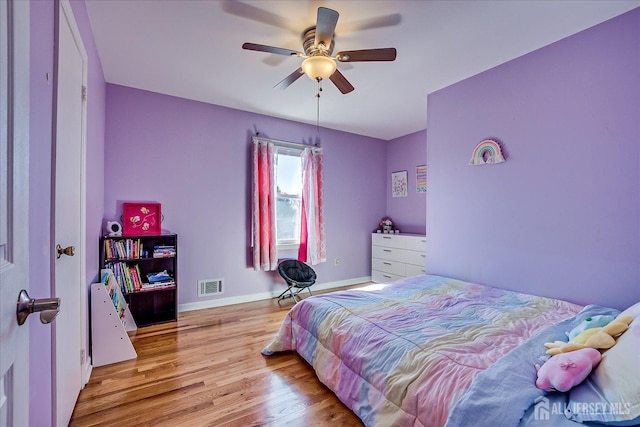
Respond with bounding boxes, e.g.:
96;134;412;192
100;269;126;318
104;238;148;260
106;263;175;294
153;245;176;258
147;270;171;283
140;280;175;291
106;261;144;293
141;270;175;290
128;266;142;291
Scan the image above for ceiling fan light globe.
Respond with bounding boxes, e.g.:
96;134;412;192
301;56;337;80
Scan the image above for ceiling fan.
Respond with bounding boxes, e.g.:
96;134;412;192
242;7;397;94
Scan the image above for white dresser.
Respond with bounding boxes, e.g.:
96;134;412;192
371;233;427;283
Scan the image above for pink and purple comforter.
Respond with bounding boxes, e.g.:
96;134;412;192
262;275;583;426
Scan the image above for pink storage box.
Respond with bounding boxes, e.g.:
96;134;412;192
122;202;161;235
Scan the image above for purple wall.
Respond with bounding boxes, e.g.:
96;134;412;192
386;130;427;234
29;0;106;424
104;85;387;305
426;8;640;310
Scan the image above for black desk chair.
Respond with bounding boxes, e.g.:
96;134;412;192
277;260;317;303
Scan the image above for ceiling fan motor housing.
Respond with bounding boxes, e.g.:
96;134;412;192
302;27;335;57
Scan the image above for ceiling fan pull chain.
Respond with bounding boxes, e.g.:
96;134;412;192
316;78;322;135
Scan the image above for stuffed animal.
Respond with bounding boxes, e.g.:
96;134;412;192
535;348;602;392
544;314;632;356
566;315;615;340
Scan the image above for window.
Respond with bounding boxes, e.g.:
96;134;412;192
251;137;325;270
275;149;303;247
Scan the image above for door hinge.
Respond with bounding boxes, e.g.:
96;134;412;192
81;85;87;101
80;348;86;364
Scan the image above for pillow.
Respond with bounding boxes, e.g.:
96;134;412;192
565;315;640;426
619;301;640;320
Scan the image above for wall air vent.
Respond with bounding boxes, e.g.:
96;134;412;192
198;278;223;297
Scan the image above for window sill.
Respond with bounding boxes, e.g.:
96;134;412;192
277;243;300;251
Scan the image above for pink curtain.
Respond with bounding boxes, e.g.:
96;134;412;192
298;148;326;265
251;139;278;271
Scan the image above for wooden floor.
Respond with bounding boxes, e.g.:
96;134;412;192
70;286;365;426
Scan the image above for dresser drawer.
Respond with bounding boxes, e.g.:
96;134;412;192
405;235;427;252
372;245;406;262
405;263;426;277
372;269;404;283
372;233;404;249
404;250;426;267
372;258;405;276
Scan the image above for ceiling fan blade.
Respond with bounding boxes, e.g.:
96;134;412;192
339;13;402;32
275;68;305;90
221;1;298;35
336;48;397;62
242;42;302;57
329;69;354;94
315;7;339;48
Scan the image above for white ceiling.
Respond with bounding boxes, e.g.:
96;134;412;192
85;0;640;141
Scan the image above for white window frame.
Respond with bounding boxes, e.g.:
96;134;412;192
275;145;303;250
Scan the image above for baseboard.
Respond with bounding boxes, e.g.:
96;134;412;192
178;276;371;313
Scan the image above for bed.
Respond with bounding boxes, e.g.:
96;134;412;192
262;275;639;427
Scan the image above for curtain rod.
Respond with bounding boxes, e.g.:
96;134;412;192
252;135;321;150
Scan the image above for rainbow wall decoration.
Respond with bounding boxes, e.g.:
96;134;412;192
469;139;505;165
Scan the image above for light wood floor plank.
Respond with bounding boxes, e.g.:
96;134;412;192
71;286;366;426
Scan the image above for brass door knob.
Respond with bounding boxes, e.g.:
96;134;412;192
56;244;75;259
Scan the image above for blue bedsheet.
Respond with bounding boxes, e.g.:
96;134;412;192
446;305;620;427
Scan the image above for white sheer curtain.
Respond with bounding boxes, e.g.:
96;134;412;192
298;147;326;265
251;138;278;271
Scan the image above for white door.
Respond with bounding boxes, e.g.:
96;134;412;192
0;0;31;425
53;1;88;425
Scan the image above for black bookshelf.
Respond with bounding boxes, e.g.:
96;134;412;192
99;231;177;326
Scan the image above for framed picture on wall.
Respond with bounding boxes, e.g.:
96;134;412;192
416;165;427;193
392;170;408;198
